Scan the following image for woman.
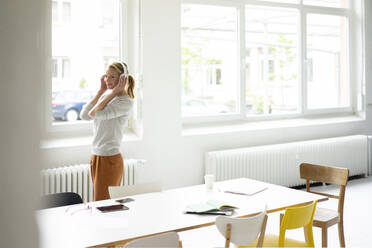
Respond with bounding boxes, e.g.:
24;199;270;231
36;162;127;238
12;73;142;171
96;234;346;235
80;62;135;201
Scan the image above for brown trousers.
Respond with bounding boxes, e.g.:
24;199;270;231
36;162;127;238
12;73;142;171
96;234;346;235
90;153;124;201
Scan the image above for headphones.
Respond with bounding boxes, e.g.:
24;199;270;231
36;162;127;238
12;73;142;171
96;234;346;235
120;62;128;78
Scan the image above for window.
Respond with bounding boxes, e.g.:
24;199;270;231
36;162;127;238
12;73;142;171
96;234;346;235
52;1;58;23
62;2;71;23
181;4;239;117
101;0;115;27
52;57;71;79
52;0;71;24
181;0;358;121
52;58;58;78
62;58;71;78
51;0;120;123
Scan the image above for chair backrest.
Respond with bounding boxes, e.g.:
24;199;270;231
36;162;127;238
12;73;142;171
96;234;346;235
123;232;181;248
39;192;83;209
109;181;162;199
216;210;268;248
279;200;317;247
300;163;349;186
300;163;349;215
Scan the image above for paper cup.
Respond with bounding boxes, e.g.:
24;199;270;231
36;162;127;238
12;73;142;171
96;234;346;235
204;174;215;190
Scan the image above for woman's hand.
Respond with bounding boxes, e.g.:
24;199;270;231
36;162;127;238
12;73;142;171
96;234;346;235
98;74;108;94
112;75;127;96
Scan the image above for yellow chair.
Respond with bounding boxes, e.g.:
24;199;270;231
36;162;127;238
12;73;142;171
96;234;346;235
254;201;317;248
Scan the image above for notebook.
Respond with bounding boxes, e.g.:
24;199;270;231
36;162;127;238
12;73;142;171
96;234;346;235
185;200;237;214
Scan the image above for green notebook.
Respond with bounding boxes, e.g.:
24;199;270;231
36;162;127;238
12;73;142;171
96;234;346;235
186;200;237;213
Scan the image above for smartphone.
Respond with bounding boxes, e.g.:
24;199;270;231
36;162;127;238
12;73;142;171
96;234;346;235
97;204;129;213
116;198;135;204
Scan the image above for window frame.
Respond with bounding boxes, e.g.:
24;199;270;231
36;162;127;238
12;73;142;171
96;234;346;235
181;0;360;124
44;0;142;136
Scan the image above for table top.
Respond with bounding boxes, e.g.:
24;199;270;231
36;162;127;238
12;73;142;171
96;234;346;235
37;178;327;248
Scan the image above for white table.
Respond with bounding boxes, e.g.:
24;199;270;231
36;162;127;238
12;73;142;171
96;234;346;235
37;178;327;248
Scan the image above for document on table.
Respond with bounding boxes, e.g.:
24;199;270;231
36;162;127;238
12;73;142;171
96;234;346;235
218;179;268;196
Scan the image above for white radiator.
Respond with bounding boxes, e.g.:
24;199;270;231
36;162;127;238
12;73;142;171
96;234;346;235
41;159;145;202
206;135;368;187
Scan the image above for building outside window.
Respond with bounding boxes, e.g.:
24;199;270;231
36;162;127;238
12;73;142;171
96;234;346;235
52;57;71;79
52;0;72;24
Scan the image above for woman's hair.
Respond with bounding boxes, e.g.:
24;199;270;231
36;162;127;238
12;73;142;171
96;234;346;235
108;62;135;99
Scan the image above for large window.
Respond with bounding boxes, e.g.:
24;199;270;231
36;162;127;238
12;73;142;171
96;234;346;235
181;0;357;121
51;0;120;123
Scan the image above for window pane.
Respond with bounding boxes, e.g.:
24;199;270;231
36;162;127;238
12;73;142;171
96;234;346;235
62;2;71;23
307;14;349;109
303;0;348;8
101;0;115;27
52;1;58;22
62;58;70;78
245;6;299;115
181;4;238;116
52;0;120;123
52;59;58;78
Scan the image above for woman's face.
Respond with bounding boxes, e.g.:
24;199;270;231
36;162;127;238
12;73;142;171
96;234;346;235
105;68;120;89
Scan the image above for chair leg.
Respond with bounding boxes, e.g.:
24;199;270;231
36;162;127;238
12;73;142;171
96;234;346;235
338;222;346;248
257;215;268;248
303;226;309;243
225;224;231;248
321;227;328;248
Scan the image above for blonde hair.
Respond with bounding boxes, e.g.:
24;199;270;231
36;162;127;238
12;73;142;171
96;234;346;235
108;62;135;99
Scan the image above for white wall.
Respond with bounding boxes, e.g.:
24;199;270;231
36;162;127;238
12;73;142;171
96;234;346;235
0;0;44;247
42;0;372;190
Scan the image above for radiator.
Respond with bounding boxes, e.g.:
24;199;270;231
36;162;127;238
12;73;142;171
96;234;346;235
41;159;145;202
205;135;368;187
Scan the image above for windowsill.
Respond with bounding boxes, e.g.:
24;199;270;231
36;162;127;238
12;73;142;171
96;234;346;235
41;114;366;148
182;114;365;136
41;129;142;150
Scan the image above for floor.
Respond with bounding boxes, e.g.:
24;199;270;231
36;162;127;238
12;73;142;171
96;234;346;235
179;176;372;248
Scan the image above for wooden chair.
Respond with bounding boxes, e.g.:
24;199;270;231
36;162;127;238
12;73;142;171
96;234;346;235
215;210;268;248
123;232;182;248
299;163;349;248
266;201;318;247
108;182;162;199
